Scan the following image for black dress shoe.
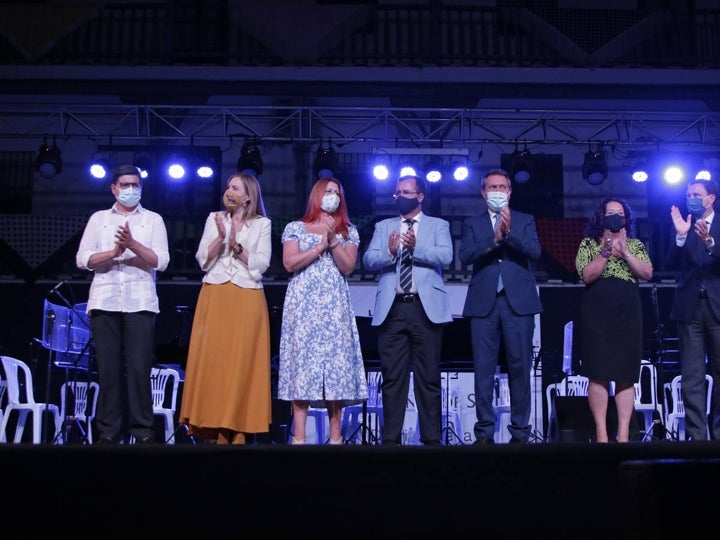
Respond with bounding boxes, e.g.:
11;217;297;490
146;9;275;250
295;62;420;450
381;440;401;446
95;436;115;445
509;437;528;445
136;436;154;444
473;437;495;445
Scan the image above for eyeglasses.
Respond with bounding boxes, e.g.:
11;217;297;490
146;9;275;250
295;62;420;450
393;190;418;198
117;182;142;189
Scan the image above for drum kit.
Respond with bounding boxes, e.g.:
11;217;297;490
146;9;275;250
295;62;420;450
41;281;94;443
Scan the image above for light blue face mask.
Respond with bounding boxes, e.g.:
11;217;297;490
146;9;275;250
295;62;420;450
118;185;141;207
486;191;508;212
687;196;706;218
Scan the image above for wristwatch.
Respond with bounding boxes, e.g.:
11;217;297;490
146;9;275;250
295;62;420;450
231;242;244;255
705;236;714;249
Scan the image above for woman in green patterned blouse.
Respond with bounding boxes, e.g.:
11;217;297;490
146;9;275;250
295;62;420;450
575;197;653;443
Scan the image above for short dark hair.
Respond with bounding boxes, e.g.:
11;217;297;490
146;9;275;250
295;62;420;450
481;169;512;191
688;178;719;197
397;174;426;195
112;164;141;183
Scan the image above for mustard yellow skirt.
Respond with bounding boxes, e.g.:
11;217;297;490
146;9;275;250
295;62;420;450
179;282;272;439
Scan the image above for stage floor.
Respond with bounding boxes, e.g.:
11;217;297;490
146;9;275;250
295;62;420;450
1;440;718;539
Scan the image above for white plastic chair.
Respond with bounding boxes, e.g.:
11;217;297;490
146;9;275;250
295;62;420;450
0;373;7;428
663;374;713;441
0;355;62;444
633;360;662;436
58;380;99;444
150;366;180;444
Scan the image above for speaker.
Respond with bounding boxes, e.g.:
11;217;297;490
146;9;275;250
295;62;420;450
552;396;639;443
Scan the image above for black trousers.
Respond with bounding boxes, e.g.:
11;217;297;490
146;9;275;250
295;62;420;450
377;298;444;444
90;310;155;440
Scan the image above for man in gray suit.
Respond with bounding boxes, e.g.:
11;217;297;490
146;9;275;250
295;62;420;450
459;168;543;445
363;174;453;445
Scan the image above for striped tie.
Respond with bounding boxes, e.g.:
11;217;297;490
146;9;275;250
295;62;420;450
399;219;414;292
494;213;504;293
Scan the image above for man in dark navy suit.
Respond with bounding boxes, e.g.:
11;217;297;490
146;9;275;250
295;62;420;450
459;168;543;445
667;178;720;441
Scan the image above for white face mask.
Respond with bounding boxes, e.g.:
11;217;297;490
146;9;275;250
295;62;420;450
321;193;340;213
118;186;141;207
486;191;508;212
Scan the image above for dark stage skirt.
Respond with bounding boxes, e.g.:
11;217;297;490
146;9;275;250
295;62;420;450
577;277;642;383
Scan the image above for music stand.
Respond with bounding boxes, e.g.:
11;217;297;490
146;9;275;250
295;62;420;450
648;284;670;441
344;365;382;445
42;287;93;444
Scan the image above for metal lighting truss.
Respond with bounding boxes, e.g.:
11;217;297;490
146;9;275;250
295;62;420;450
1;104;719;152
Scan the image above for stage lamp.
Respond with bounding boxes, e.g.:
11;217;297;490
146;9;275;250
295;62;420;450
582;146;608;186
424;157;443;183
195;153;216;180
628;154;647;183
166;156;188;181
197;165;214;179
89;158;111;180
134;152;152;180
372;161;390;181
508;146;533;184
451;161;470;181
313;144;338;179
663;165;684;185
35;141;62;179
398;165;418;178
237;141;263;176
631;170;648;183
696;169;712;181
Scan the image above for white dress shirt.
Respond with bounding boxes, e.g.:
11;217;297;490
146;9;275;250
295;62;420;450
76;203;170;314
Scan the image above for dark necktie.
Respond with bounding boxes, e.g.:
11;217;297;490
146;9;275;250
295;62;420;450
399;219;414;293
494;213;504;293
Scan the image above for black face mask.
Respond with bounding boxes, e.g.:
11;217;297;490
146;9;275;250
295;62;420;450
602;214;626;233
395;196;419;216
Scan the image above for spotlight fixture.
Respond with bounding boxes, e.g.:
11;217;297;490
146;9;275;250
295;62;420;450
398;165;418;178
134;151;153;180
508;145;533;184
34;139;62;179
89;158;112;180
313;144;338;179
372;158;390;181
627;152;647;183
582;145;608;186
451;160;470;181
424;157;444;183
237;141;263;176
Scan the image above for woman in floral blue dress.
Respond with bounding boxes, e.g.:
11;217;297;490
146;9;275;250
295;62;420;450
278;177;368;444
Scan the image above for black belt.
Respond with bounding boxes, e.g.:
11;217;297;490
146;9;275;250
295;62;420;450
395;293;419;303
699;288;708;298
497;289;506;297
